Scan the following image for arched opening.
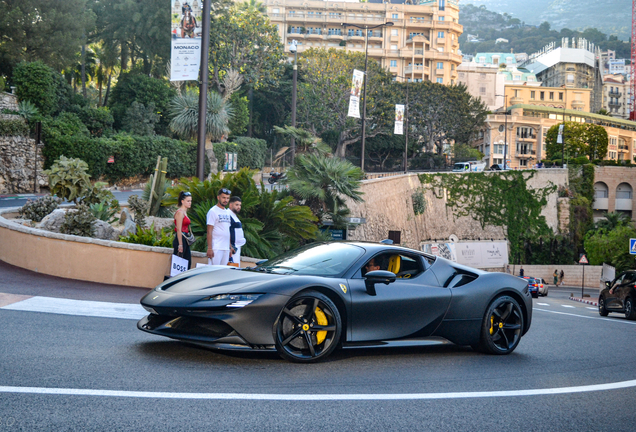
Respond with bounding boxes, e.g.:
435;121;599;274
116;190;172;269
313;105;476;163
615;182;633;219
592;182;609;221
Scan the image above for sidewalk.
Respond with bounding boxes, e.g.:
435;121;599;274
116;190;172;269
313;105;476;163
563;285;600;306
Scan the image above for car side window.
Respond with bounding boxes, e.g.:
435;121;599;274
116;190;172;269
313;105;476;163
621;272;636;285
611;274;625;290
359;253;425;279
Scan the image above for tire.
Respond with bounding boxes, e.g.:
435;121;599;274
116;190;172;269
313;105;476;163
625;297;636;320
268;177;276;184
544;287;548;297
598;296;608;317
474;296;524;355
273;291;342;363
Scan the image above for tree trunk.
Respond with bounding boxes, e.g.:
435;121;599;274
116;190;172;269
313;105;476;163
103;74;112;107
81;44;87;98
248;86;253;137
121;43;128;71
205;138;218;177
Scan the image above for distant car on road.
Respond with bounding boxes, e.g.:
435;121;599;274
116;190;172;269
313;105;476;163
489;164;511;171
453;161;486;172
523;277;546;298
598;270;636;320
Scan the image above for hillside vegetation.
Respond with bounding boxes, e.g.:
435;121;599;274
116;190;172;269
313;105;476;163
459;4;631;59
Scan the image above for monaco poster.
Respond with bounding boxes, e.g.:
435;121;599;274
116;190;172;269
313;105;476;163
170;0;203;81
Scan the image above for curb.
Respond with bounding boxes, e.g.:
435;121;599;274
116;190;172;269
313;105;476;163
569;296;598;306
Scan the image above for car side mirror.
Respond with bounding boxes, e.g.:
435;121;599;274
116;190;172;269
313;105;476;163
605;281;611;288
364;270;397;296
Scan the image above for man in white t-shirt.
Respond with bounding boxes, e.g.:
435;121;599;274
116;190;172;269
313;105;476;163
228;196;246;267
206;188;232;265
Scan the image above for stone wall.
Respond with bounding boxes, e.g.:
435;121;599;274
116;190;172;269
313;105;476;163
0;92;18;111
345;169;568;250
0;135;47;194
508;264;603;290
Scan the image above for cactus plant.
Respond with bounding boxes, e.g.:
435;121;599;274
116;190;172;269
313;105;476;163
60;204;96;237
18;195;62;222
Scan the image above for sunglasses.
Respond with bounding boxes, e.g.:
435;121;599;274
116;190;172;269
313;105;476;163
219;188;232;195
181;192;191;197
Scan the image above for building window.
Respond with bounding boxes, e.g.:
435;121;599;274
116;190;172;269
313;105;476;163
567;74;574;84
439;16;445;21
437;62;443;69
530;91;535;99
540;91;545;101
392;13;398;19
437;78;443;84
390;60;397;67
438;31;445;38
439;0;446;11
480;87;486;94
390;44;398;50
559;92;564;101
520;159;528;167
388;230;401;245
391;29;398;36
549;92;554;100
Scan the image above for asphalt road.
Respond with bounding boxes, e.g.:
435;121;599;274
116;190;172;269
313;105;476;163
0;190;143;209
1;261;635;431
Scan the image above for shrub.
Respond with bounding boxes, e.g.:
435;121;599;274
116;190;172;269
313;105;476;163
44;156;92;203
108;72;175;135
214;137;267;170
119;224;174;247
18;195;62;222
80;185;120;218
0;76;5;92
17;100;39;121
72;106;114;137
0;118;29;136
60;204;96;237
122;102;159;136
88;202;118;223
12;61;58;116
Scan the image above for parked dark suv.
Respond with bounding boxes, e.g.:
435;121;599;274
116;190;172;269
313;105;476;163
599;270;636;320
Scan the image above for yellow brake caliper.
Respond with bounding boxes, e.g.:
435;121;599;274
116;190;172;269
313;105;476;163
315;307;328;345
490;315;495;335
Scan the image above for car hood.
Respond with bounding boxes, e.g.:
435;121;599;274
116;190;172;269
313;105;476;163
157;266;287;296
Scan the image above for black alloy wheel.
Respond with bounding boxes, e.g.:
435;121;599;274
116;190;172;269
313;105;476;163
625;297;636;320
598;296;609;317
474;296;524;355
273;291;342;363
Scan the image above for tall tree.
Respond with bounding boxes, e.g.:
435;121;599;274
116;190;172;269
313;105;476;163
0;0;96;76
545;122;608;161
296;48;393;158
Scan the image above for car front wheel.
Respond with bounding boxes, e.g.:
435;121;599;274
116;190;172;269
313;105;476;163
599;296;608;316
273;291;342;363
473;296;524;355
625;297;636;320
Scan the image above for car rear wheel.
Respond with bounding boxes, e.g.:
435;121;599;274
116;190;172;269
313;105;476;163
473;296;524;355
273;291;341;363
625;298;636;320
598;296;609;316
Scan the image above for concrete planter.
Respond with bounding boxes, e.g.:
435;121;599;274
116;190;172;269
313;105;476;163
0;207;257;288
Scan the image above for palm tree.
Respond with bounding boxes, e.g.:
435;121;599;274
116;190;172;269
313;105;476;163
92;43;120;107
169;90;233;142
594;212;631;232
285;153;364;227
238;0;266;13
274;125;332;157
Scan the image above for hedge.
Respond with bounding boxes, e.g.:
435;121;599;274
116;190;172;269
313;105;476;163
214;137;267;170
42;132;205;181
0;118;29;136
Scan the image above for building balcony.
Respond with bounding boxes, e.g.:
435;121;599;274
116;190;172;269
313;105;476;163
609;91;622;97
609;101;622;107
305;31;324;39
618;145;629;152
387;18;403;25
407;18;433;26
326;33;344;40
593;198;609;210
516;135;536;141
615;198;633;211
404;65;429;75
516;151;536;158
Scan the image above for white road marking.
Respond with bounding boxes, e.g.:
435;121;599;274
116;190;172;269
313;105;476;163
586;307;597;310
534;308;636;325
1;380;636;400
537;303;550;306
1;296;146;320
561;305;575;308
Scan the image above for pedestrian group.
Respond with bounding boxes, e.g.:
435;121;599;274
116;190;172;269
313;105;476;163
173;188;245;270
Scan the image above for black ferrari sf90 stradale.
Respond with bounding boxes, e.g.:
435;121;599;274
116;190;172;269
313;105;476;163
138;242;532;362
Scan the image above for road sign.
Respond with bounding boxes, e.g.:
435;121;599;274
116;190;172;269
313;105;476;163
579;254;588;264
631;238;636;255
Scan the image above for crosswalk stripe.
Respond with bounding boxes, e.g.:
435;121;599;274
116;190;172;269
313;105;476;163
1;296;146;320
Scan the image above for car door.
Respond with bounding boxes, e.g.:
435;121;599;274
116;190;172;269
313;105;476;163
605;273;625;310
348;253;451;342
615;272;636;310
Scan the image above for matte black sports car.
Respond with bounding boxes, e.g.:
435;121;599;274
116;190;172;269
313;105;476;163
138;242;532;362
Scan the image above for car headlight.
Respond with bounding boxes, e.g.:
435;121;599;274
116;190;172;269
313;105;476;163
207;294;263;308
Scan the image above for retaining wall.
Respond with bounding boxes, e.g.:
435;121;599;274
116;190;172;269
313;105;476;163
508;264;603;289
0;207;257;289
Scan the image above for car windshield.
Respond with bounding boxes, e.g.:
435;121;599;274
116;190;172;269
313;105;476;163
249;243;365;276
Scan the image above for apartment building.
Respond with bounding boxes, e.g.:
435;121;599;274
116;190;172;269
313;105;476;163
472;105;636;170
603;74;631;120
263;0;463;84
504;85;591;112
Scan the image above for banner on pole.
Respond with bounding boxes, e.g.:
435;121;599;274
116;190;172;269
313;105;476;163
557;124;564;144
347;69;364;118
170;1;203;81
394;104;404;135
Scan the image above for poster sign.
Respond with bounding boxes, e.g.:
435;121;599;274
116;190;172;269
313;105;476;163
170;1;203;81
421;241;509;268
630;238;636;255
347;69;364;118
557;124;564;144
224;152;238;171
394;104;404;135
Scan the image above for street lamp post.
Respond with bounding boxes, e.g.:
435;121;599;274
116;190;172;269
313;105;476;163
196;0;212;181
341;21;394;172
289;40;298;165
495;94;509;170
561;85;567;167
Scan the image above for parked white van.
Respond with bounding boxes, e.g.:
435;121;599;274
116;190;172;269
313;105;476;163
452;161;486;172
